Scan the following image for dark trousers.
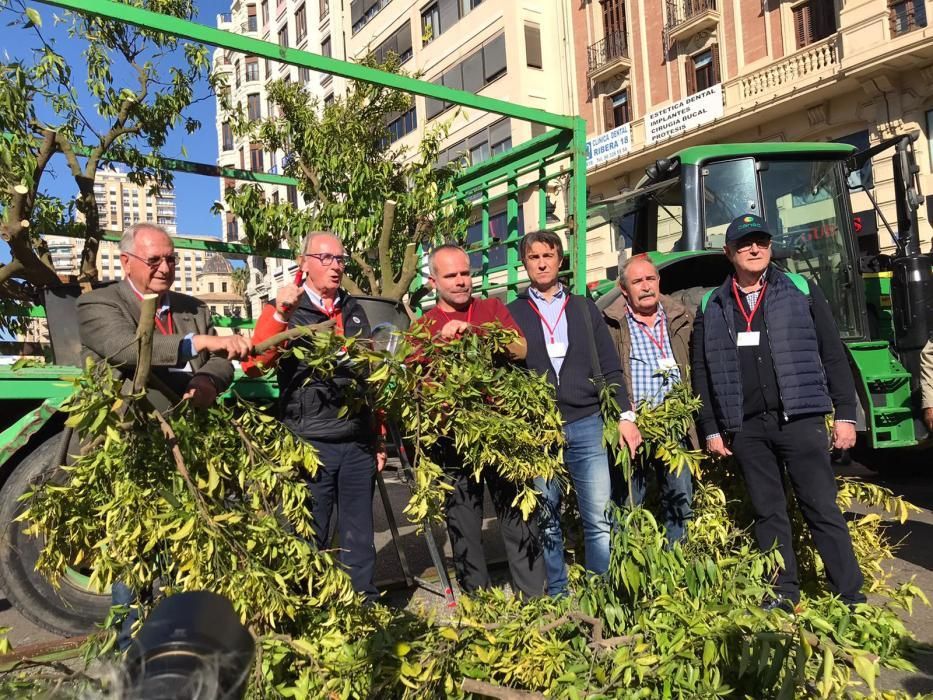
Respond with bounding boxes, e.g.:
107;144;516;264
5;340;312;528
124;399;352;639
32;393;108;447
730;412;865;604
433;440;544;598
306;439;378;602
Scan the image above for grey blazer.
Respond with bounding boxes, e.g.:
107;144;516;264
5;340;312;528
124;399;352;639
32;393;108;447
76;280;234;393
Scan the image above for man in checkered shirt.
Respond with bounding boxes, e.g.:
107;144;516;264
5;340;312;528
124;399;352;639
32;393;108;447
602;254;698;543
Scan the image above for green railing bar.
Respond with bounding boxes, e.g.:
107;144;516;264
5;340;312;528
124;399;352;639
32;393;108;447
39;0;576;131
46;231;293;259
570;117;588;295
505;179;520;302
72;144;300;187
453;133;574;196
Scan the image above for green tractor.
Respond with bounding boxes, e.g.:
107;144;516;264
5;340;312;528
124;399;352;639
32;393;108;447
587;133;932;460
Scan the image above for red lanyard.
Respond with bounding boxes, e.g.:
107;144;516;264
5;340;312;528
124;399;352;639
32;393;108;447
732;278;767;332
527;295;569;344
130;286;173;335
311;300;344;336
435;299;474;328
633;314;666;357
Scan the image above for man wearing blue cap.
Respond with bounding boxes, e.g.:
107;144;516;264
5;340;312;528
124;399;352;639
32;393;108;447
690;214;865;611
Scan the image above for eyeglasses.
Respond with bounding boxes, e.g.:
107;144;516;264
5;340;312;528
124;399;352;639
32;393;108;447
124;251;180;268
734;238;772;252
303;252;350;267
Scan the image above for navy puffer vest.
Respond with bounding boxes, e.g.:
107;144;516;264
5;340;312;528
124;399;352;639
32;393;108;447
702;267;831;432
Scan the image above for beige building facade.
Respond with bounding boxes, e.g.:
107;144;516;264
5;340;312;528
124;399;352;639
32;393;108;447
215;0;581;308
574;0;933;282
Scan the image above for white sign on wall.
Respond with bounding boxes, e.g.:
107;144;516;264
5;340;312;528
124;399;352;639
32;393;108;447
645;84;724;145
585;123;632;170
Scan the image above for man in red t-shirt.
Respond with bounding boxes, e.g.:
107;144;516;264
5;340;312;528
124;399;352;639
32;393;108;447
418;244;543;598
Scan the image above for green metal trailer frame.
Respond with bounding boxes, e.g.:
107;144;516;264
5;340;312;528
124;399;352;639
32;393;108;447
0;0;590;465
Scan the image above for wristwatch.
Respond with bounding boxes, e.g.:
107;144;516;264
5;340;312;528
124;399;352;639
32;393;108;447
619;410;637;423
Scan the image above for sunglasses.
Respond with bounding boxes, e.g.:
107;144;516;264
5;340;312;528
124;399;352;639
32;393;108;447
124;251;180;269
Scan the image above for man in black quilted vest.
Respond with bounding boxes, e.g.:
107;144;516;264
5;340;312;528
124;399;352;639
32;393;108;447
691;214;865;610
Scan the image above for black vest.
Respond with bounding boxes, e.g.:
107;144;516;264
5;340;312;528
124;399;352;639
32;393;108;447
702;267;832;432
277;291;373;442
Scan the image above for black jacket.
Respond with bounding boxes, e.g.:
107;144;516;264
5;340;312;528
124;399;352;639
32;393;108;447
691;266;857;435
277;290;373;442
508;290;629;424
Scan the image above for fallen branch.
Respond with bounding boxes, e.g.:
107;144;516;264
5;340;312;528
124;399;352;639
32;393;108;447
460;679;545;699
252;320;336;355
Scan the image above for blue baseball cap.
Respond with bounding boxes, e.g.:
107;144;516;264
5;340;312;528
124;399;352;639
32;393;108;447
725;214;772;244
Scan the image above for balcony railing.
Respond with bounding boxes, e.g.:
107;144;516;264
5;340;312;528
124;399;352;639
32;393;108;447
218;12;232;24
738;35;838;101
667;0;716;28
587;30;629;75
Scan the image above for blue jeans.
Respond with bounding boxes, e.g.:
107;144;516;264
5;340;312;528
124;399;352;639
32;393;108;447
629;460;693;544
112;581;141;651
535;412;613;596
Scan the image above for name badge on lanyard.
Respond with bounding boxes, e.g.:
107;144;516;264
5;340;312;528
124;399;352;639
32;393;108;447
736;331;760;347
547;341;567;359
732;279;766;350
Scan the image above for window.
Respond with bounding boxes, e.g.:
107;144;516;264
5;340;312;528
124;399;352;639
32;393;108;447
222;282;229;293
247;93;261;120
287;184;299;206
320;0;328;21
234;59;241;88
351;0;391;34
386;107;418;142
421;0;483;44
374;21;413;64
299;66;312;83
792;1;836;48
222;122;234;151
321;35;332;57
261;0;269;26
889;0;927;36
245;56;259;82
249;143;264;171
209;283;215;293
607;90;630;128
272;191;280;205
246;5;258;31
323;93;335;107
278;25;288;47
438;118;510;166
265;57;272;79
466;206;523;270
525;24;542;69
295;4;307;43
426;33;506;120
602;0;626;35
686;47;719;95
834;130;873;190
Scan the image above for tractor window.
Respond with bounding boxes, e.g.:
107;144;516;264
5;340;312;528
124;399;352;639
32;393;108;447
759;159;861;338
586;177;683;254
702;158;761;248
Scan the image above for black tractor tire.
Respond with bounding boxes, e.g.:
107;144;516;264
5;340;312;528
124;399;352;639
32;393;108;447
0;432;111;636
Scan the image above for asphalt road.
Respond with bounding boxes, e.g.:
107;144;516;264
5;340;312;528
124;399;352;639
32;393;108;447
1;458;931;694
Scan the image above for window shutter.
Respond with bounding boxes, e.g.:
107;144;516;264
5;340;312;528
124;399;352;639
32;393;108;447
525;23;543;68
396;21;413;59
711;44;721;84
483;34;507;81
793;3;813;48
602;94;616;130
686;55;697;95
462;51;484;92
488;118;511;146
350;0;363;25
438;0;459;35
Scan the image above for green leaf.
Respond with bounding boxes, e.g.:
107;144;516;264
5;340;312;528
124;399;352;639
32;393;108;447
851;653;876;694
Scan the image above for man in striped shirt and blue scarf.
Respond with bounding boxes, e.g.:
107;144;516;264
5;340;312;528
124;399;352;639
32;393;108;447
602;254;697;544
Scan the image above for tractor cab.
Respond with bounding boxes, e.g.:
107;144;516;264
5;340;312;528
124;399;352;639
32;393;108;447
588;143;867;341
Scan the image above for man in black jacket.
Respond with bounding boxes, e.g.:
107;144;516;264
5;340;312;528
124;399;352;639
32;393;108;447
691;214;864;609
249;232;386;602
508;230;641;596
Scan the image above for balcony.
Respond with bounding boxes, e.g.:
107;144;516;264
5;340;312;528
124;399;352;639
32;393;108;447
242;17;258;33
734;34;839;103
666;0;719;44
587;30;631;82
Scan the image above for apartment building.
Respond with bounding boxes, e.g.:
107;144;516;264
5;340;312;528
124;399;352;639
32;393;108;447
213;0;338;316
574;0;933;281
215;0;579;310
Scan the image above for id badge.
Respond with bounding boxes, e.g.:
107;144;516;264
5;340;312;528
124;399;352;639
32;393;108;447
657;357;677;371
547;341;568;359
736;331;760;347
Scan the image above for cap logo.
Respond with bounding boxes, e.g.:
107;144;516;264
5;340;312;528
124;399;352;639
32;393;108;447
743;215;755;223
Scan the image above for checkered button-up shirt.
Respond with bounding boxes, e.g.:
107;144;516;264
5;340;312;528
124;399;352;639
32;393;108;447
626;303;680;407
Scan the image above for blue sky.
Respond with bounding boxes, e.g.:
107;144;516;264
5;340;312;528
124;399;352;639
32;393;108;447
1;0;232;264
